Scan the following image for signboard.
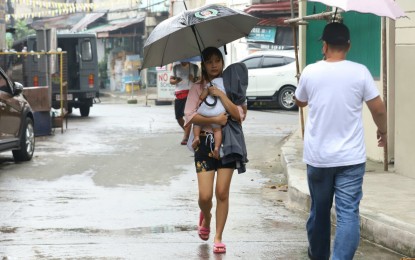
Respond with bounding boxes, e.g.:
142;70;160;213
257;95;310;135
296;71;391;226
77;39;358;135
247;26;277;43
157;71;175;100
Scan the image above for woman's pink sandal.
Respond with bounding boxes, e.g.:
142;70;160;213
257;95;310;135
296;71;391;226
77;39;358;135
198;211;210;241
213;243;226;254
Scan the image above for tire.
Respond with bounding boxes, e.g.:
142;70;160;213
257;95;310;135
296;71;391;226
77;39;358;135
278;86;297;111
80;105;90;117
12;117;35;162
247;101;254;109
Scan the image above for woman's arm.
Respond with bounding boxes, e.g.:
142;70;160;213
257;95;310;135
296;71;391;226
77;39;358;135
190;113;228;126
184;82;230;127
199;87;209;101
208;86;242;122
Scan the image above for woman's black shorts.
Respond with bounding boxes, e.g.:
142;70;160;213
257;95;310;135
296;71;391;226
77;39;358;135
194;134;236;173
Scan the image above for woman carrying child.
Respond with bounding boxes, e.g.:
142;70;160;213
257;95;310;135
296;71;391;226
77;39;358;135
184;46;246;254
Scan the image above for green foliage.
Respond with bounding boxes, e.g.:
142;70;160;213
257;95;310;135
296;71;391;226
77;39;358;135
14;19;35;41
6;33;13;49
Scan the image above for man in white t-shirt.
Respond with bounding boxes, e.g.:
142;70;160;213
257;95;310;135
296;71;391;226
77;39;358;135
295;22;387;260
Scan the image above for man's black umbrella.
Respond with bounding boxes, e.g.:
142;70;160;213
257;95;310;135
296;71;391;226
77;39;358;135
142;4;259;69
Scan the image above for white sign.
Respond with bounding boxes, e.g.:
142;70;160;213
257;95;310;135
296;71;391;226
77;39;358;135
157;71;175;100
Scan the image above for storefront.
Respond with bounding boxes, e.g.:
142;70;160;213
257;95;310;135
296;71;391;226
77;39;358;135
244;1;297;51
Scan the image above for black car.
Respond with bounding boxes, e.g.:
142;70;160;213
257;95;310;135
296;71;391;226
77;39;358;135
0;67;35;161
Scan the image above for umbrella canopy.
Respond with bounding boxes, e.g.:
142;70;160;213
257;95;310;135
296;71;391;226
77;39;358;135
142;4;259;68
176;55;202;64
308;0;405;20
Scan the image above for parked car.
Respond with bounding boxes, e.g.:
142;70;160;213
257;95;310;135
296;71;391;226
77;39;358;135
0;67;35;161
238;50;297;110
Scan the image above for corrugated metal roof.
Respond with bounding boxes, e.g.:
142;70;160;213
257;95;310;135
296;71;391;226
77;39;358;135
71;12;106;32
257;17;291;27
85;17;145;38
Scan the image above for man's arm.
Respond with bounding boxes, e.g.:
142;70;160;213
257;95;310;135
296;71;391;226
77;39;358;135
366;96;387;147
169;65;181;84
294;96;308;107
169;76;181;85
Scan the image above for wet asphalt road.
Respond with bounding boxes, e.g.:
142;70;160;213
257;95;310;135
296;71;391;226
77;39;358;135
0;96;402;259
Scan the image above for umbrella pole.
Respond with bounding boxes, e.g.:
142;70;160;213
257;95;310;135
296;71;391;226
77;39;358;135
382;17;388;171
190;25;218;107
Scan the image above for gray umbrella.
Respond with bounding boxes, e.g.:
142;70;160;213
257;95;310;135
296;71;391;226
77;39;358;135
142;4;259;69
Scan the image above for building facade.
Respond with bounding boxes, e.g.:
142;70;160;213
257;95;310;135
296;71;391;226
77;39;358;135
394;0;415;178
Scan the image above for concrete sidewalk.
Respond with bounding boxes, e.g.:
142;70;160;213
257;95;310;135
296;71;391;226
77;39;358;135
281;130;415;258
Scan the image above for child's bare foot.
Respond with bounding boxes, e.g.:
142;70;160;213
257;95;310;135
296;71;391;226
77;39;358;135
192;137;200;149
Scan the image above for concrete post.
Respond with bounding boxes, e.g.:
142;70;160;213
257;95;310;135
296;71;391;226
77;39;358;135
0;0;6;51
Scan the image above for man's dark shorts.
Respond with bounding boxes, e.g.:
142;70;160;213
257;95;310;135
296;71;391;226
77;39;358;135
174;98;187;120
194;134;236;173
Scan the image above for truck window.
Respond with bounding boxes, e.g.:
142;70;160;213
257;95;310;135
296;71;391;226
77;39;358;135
81;40;92;61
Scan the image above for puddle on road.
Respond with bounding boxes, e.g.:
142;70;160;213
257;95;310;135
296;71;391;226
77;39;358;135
0;226;17;233
0;158;313;259
0;165;269;233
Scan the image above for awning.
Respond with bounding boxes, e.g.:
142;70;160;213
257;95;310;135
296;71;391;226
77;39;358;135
244;1;297;14
71;12;106;32
86;17;145;38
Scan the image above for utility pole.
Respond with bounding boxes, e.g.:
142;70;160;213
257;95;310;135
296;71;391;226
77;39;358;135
0;0;6;51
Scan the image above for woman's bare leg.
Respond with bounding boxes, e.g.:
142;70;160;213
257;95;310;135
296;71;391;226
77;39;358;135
197;170;215;228
214;168;234;243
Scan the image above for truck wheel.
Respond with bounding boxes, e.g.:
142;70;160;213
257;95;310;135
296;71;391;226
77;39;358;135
278;86;297;111
12;117;35;161
80;105;90;117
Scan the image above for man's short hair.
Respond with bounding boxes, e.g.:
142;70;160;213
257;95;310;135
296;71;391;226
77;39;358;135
321;22;350;46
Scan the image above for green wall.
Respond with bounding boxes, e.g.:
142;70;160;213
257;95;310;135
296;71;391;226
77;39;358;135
306;3;381;78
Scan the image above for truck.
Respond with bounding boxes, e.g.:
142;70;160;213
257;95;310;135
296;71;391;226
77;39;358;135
12;33;99;117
